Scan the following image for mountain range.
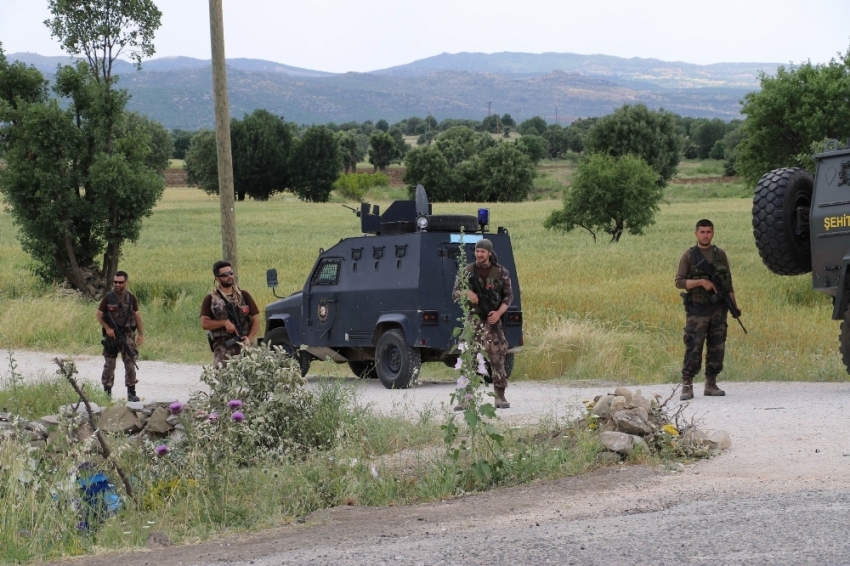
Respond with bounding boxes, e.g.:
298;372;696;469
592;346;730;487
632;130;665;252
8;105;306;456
8;51;778;130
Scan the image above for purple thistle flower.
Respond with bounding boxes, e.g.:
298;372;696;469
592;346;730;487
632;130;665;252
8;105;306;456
208;412;219;422
169;402;183;415
227;399;243;410
155;445;169;456
465;393;473;401
231;411;245;423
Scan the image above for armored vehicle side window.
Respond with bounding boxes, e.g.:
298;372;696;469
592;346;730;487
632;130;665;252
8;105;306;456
311;260;341;285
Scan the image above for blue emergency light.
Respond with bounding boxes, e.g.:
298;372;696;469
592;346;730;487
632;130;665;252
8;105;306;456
477;208;489;232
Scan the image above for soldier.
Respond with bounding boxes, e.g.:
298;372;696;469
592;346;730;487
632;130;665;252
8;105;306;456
96;271;143;402
675;219;740;400
454;238;514;409
200;260;260;368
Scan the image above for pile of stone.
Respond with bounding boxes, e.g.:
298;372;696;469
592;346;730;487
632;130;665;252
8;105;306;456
0;397;185;451
58;264;108;299
588;386;731;458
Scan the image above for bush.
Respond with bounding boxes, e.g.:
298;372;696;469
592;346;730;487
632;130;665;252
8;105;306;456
333;172;389;201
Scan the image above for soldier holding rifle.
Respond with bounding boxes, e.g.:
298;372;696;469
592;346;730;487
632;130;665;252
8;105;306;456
675;219;744;401
200;260;260;368
96;271;144;402
454;239;514;409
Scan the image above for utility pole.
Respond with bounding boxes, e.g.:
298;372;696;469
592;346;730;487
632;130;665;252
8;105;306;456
555;107;558;124
208;0;238;281
487;101;492;117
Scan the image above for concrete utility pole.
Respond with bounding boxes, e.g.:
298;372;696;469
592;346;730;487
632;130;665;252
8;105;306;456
487;101;492;117
208;0;239;281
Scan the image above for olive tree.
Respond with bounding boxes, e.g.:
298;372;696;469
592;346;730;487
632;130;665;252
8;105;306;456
290;125;342;202
544;153;662;242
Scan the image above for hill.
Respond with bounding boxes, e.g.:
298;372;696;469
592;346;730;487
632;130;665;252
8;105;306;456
7;51;771;130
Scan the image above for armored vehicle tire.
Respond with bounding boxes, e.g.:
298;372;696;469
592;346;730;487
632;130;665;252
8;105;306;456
482;352;515;384
375;329;421;389
348;361;377;379
752;167;813;275
425;214;479;232
265;328;311;377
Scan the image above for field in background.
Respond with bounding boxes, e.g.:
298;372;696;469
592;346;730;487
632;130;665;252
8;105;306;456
0;160;842;385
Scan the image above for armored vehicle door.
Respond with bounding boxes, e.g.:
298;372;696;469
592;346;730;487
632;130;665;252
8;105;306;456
306;256;342;345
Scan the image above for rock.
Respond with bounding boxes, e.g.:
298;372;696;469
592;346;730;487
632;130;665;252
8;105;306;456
629;393;651;410
600;431;634;454
609;396;628;416
39;415;61;426
707;430;732;450
592;395;614;419
144;398;181;409
127;401;146;412
59;402;102;416
612;409;652;436
169;428;187;445
145;407;174;434
23;421;49;437
630;435;649;453
74;421;94;443
166;415;180;426
613;387;633;402
146;531;172;548
0;412;10;421
101;405;143;434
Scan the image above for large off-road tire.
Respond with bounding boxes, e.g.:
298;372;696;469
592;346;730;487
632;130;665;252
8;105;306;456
483;352;515;384
348;360;377;379
752;167;813;275
425;214;479;232
374;329;421;389
265;327;311;377
839;307;850;376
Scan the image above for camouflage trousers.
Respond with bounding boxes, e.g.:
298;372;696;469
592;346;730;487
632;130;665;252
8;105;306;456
473;318;509;389
101;330;138;388
212;337;245;369
682;304;728;383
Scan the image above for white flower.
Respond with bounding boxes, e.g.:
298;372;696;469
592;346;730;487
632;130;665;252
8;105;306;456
476;353;488;375
457;342;467;353
349;458;358;468
454;357;463;370
457;375;469;389
371;463;379;479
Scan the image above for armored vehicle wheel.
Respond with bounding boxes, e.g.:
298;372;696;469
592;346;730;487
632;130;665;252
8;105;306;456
265;327;311;377
375;329;421;389
348;361;377;379
425;214;479;232
482;352;515;384
752;167;813;275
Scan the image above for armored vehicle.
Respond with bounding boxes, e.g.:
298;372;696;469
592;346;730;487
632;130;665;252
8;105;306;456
262;187;524;389
752;139;850;371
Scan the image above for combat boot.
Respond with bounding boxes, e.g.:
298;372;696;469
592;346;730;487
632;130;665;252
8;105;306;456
494;386;511;409
103;385;112;398
127;387;140;403
704;376;725;397
680;380;694;401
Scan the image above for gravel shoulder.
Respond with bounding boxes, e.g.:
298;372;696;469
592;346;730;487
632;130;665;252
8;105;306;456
11;349;849;565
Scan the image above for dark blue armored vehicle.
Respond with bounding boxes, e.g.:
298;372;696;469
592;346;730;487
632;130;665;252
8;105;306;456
263;187;524;389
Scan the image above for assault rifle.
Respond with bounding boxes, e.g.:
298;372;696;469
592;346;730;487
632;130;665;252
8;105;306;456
691;249;748;334
467;270;502;321
102;309;140;369
219;292;247;347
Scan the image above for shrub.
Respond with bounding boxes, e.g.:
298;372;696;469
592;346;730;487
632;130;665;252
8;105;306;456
333;173;389;201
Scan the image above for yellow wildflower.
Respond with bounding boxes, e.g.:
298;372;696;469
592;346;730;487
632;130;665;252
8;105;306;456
662;424;679;436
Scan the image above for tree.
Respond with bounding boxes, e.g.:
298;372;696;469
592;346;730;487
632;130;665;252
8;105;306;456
184;111;293;201
388;127;410;160
0;55;166;290
477;142;535;202
735;50;850;184
542;124;571;158
690;118;727;159
544;153;662;242
403;145;453;200
171;128;194;159
338;130;365;174
289;125;342;202
375;119;389;132
565;117;598;153
501;114;516;127
515;134;549;165
584;104;682;186
368;131;399;172
481;114;500;133
518;116;547;136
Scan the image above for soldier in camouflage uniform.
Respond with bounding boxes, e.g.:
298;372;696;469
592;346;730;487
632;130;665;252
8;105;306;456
675;219;740;400
200;260;260;368
454;239;514;409
96;271;144;402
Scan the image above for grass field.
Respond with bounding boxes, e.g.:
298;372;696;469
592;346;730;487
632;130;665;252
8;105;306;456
0;161;843;384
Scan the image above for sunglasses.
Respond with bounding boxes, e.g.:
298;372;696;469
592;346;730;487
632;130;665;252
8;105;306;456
217;271;234;278
113;280;127;284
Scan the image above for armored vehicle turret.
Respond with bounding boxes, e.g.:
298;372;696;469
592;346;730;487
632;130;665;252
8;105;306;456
262;186;524;389
753;139;850;371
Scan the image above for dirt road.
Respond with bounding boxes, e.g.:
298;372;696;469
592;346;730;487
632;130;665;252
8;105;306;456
9;350;849;565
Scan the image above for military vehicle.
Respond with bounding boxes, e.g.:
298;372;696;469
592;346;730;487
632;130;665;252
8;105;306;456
262;187;524;389
752;139;850;371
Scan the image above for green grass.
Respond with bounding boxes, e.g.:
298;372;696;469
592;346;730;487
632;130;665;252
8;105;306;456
0;172;845;384
675;159;726;178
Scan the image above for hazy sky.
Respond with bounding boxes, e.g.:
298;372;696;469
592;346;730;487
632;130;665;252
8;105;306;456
2;0;849;73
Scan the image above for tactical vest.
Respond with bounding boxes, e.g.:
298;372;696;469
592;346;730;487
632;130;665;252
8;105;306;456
686;246;732;304
208;289;252;339
464;263;503;307
104;291;136;330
